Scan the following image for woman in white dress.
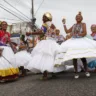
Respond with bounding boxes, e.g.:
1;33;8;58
0;45;19;82
0;21;19;82
55;12;96;79
12;36;32;76
26;12;65;80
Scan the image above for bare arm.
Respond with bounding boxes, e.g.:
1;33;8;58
63;25;73;33
62;18;72;33
78;23;87;37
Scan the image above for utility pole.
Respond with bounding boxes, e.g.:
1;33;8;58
32;0;34;20
31;0;36;47
31;0;42;47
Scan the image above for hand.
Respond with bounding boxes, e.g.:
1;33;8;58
78;33;82;36
62;18;66;24
0;48;3;57
73;32;77;37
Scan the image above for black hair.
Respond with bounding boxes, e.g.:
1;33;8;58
20;35;27;45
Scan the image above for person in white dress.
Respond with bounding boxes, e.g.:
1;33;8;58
12;36;32;77
0;21;19;82
91;24;96;40
26;12;65;80
55;12;96;79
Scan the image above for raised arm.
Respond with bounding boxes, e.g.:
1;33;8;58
62;18;72;33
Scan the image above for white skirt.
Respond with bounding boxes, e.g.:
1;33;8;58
26;39;65;73
13;50;32;68
0;46;15;62
55;37;96;66
0;46;19;77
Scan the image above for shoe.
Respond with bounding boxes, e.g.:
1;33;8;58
74;74;79;79
85;72;90;77
51;74;57;79
0;79;5;83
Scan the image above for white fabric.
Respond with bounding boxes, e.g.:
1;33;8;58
26;39;65;73
93;34;96;40
0;46;17;69
0;46;15;61
10;37;20;44
55;59;84;72
0;57;14;70
13;50;32;68
31;39;59;56
55;37;96;66
46;21;52;27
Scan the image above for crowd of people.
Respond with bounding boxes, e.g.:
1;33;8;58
0;11;96;83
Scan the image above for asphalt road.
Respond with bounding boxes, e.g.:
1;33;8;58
0;72;96;96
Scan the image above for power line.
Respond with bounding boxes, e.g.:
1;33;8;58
0;3;31;22
35;0;44;15
0;18;21;21
3;0;31;21
0;4;25;21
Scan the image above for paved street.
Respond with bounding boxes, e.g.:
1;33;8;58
0;72;96;96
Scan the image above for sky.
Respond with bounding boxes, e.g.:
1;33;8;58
0;0;96;36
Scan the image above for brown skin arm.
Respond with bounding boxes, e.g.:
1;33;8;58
62;18;73;33
78;23;87;37
28;39;33;43
0;48;3;56
31;30;43;35
64;25;73;33
19;45;27;50
0;52;2;56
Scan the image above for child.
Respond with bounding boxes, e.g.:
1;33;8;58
13;35;32;77
87;60;96;72
91;24;96;40
55;29;65;44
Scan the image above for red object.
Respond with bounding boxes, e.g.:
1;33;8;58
32;30;43;35
0;30;10;44
91;32;96;37
26;30;43;36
